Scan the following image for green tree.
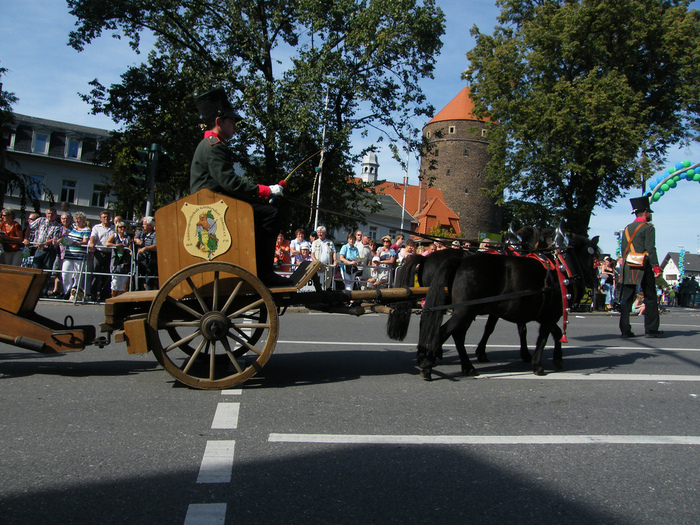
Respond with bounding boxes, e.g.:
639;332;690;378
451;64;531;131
465;0;700;235
66;0;445;232
427;222;456;239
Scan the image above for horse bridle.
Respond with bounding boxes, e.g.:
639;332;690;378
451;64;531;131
555;243;595;305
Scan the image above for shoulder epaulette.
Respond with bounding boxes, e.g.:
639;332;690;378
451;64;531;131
206;135;222;146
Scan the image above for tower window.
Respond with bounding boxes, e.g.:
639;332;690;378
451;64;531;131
464;188;469;194
449;126;456;134
481;129;488;137
426;131;431;139
434;148;439;157
446;169;451;177
463;148;469;157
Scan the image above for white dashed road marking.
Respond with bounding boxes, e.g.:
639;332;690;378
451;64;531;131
184;503;227;525
197;440;236;484
211;403;240;429
220;389;243;395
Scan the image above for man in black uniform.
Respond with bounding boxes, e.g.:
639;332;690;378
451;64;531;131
619;196;663;338
191;87;293;286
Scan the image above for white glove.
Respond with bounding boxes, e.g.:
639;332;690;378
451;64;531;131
269;184;284;197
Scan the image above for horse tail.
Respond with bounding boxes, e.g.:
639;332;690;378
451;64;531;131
386;254;423;340
418;257;462;356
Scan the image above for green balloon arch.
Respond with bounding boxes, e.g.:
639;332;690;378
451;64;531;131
645;159;700;202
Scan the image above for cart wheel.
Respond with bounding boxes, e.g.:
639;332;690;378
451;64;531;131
166;305;267;360
147;262;278;390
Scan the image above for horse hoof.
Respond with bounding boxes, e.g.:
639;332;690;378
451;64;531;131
463;368;479;377
533;368;546;376
420;370;432;381
476;354;490;363
553;359;563;370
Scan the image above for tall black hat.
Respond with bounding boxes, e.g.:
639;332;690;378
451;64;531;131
630;196;653;214
194;87;241;124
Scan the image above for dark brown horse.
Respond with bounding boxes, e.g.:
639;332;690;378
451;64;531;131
416;232;599;379
386;249;531;363
387;225;551;363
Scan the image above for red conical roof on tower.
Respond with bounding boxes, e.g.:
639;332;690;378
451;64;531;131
427;86;490;124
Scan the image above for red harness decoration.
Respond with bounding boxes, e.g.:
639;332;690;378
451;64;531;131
553;251;576;343
524;252;572;343
468;247;576;343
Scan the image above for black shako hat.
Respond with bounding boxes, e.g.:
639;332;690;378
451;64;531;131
194;87;241;125
630;196;654;214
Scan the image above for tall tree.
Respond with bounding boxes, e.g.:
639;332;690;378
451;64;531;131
67;0;445;234
465;0;700;235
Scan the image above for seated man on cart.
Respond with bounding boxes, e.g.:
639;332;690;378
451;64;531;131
190;87;293;287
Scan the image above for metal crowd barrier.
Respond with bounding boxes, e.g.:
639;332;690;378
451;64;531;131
27;243;153;304
279;262;398;292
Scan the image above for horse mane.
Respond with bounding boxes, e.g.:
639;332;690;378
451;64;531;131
513;225;554;250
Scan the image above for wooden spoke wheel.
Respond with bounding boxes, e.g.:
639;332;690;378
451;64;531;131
166;305;267;361
147;262;278;390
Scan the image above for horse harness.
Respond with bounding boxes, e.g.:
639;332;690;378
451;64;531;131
421;246;586;344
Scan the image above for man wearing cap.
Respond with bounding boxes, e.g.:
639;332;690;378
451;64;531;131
619;196;663;338
190;87;292;286
367;255;388;289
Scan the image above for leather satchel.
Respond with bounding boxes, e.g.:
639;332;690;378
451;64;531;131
624;223;647;268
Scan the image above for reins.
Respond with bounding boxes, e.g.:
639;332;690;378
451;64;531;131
421;243;593;344
421;288;549;313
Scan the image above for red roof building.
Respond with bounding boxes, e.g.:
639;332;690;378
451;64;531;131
374;180;461;236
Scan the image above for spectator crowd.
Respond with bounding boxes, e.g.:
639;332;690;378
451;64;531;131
594;254;700;313
1;205;157;302
11;206;699;306
2;206;506;297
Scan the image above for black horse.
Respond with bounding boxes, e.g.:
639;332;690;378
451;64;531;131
416;232;599;379
387;225;551;363
386;249;531;363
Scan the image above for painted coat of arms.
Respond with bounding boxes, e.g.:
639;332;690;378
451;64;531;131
181;200;232;260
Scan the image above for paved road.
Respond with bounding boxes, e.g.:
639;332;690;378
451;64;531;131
1;303;699;524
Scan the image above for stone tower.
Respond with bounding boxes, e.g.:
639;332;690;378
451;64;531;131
419;87;501;238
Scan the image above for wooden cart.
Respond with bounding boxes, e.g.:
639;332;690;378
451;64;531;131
0;265;96;352
99;189;428;390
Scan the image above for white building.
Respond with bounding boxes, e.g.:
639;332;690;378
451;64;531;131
660;252;700;286
3;114;113;222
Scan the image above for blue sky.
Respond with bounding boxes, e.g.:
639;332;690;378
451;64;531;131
2;0;699;258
